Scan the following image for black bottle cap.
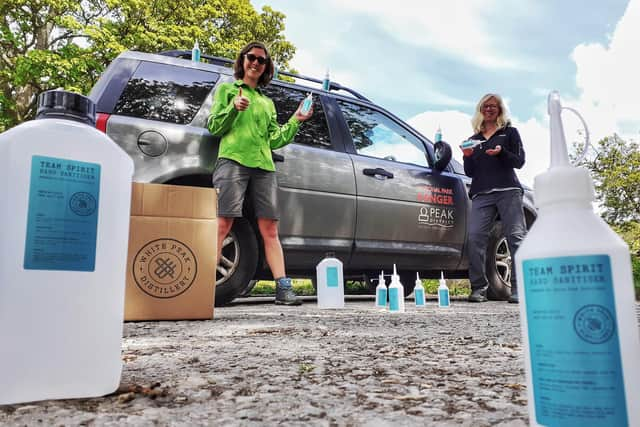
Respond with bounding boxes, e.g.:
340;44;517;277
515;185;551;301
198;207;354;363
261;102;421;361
36;90;96;126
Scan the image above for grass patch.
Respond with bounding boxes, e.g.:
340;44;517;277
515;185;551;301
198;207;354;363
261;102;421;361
251;279;314;296
250;278;471;296
632;256;640;300
422;279;470;296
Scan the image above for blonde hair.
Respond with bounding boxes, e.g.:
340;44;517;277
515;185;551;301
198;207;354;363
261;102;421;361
471;93;510;134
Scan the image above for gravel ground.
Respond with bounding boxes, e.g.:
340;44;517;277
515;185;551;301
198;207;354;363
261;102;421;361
1;297;638;426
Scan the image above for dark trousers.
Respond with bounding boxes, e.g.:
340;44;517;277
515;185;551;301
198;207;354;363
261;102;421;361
468;190;526;293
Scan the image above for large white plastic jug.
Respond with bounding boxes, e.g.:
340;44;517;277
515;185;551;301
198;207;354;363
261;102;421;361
0;90;134;404
316;254;344;309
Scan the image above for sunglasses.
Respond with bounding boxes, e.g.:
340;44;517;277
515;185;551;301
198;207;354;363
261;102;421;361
482;104;499;110
245;53;267;65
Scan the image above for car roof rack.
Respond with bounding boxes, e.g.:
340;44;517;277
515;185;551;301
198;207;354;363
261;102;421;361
158;50;370;102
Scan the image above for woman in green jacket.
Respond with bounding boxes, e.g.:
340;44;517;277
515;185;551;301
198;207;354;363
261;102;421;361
208;41;312;305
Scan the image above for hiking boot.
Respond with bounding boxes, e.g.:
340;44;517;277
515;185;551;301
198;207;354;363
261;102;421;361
275;277;302;306
468;288;488;303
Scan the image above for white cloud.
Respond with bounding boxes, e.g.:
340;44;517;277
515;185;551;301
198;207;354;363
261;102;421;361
569;0;640;142
409;0;640;188
326;0;525;69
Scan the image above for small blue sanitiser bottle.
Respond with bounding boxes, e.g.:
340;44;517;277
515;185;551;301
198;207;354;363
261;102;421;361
375;270;387;309
435;126;442;143
191;40;201;63
413;273;426;306
301;93;313;115
322;69;330;91
437;271;450;308
388;264;405;313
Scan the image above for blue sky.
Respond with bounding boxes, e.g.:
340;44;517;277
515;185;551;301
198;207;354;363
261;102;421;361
251;0;639;186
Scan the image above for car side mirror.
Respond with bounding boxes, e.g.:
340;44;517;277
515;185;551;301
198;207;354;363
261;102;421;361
433;140;452;171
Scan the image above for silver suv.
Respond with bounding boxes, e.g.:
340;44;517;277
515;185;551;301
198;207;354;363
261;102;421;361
89;50;537;306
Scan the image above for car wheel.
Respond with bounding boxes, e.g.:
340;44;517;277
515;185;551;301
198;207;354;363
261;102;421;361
215;218;259;306
485;222;512;301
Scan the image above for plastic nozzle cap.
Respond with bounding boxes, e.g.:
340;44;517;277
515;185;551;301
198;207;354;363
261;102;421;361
36;90;96;126
548;91;570;169
534;91;595;207
440;271;444;280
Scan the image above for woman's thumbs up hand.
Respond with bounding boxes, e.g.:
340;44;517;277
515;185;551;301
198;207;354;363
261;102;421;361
234;86;249;111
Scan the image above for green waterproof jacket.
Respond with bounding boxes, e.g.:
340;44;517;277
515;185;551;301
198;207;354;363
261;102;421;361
207;80;300;172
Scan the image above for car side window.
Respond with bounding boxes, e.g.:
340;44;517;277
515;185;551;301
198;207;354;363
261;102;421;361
337;101;430;167
113;62;218;125
450;158;466;175
261;85;332;149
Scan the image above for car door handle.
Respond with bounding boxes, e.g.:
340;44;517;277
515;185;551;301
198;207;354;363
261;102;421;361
363;168;394;179
272;152;285;162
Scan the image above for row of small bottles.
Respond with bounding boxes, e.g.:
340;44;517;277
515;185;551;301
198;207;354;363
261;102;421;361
375;264;450;312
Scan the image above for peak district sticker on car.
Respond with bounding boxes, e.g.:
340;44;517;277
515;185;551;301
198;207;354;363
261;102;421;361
416;184;456;228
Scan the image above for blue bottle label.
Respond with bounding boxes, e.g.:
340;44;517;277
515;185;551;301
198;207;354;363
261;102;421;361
376;288;387;306
24;156;101;271
301;97;312;114
415;288;425;306
522;255;627;426
439;289;450;307
388;287;400;311
326;266;339;287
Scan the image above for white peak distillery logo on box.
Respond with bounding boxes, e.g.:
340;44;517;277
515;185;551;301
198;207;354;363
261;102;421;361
133;238;197;298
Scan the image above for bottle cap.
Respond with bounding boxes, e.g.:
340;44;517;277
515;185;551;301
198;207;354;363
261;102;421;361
534;91;595;207
36;90;96;126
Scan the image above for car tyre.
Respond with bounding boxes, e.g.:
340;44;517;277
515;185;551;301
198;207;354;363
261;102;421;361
485;222;512;301
215;218;259;306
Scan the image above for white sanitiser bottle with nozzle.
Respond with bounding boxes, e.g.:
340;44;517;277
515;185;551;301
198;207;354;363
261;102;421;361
515;91;640;427
388;264;405;313
192;40;201;62
375;270;387;309
301;93;313;115
435;126;442;143
413;273;425;306
437;271;450;308
322;69;330;91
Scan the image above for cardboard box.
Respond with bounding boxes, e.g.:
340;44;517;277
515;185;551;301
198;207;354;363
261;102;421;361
125;183;217;320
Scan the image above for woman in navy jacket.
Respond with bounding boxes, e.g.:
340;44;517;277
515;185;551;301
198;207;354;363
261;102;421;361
462;93;526;303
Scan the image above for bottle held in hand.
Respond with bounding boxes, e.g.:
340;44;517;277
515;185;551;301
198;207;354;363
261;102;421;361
301;93;313;115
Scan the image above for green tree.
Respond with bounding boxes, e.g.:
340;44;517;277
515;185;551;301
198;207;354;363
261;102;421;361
0;0;296;132
578;135;640;296
580;135;640;227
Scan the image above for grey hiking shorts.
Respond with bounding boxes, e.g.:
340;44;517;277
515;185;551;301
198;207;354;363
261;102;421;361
212;158;279;220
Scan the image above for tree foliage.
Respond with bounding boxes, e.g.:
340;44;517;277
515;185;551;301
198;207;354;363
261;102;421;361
580;135;640;225
578;134;640;256
0;0;296;131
